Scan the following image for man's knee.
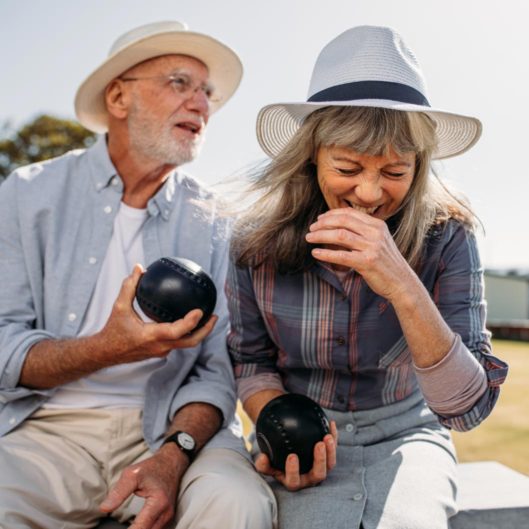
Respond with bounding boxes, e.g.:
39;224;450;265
176;449;277;529
0;431;106;529
183;471;274;523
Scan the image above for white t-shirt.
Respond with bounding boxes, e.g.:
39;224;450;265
44;202;164;409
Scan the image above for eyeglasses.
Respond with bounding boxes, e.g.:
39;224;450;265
119;72;220;104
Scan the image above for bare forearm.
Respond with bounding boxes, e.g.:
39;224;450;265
19;268;216;390
389;271;454;368
19;333;112;389
165;402;223;451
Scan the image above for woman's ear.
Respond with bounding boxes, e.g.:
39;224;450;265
105;79;131;120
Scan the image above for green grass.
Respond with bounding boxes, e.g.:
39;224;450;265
452;339;529;475
238;340;528;475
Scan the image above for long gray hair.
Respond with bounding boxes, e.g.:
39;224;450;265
233;106;477;273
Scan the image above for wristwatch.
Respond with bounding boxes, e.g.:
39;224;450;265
163;431;197;462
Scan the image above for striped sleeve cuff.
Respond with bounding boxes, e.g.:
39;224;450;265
413;333;487;416
236;373;286;403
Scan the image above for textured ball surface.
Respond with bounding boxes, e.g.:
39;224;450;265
136;257;217;329
256;393;330;474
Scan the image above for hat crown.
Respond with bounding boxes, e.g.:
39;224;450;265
256;24;481;161
75;20;242;133
108;21;189;57
308;25;428;100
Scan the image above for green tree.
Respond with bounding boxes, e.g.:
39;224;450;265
0;115;96;181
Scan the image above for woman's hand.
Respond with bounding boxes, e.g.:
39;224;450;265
305;208;414;301
255;421;338;491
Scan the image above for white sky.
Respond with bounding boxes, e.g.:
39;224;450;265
1;0;528;268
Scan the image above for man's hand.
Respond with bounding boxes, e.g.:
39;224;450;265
100;444;188;529
96;264;218;365
255;421;338;491
20;265;218;389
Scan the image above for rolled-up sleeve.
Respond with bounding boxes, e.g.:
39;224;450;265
167;220;238;428
168;312;237;428
226;260;285;403
428;223;508;431
0;174;55;397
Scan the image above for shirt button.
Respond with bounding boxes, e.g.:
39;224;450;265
345;423;354;433
112;178;119;186
88;257;97;265
9;417;16;425
341;293;348;301
104;206;112;214
148;204;157;216
353;493;363;501
68;313;77;322
337;395;346;404
336;336;346;346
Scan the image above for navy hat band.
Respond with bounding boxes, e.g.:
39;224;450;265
308;80;430;107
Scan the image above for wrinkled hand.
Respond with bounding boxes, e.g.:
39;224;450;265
256;421;338;491
100;447;186;529
97;264;218;365
305;208;414;301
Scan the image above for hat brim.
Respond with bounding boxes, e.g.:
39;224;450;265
75;31;243;133
256;100;482;160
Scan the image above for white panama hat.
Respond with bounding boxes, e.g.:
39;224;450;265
75;21;243;133
256;25;481;160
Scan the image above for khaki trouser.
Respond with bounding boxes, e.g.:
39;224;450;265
0;408;277;529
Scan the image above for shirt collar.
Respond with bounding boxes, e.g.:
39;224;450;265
146;172;177;221
312;261;351;292
87;134;178;220
86;134;122;192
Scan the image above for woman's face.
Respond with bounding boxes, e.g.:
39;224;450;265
316;145;416;220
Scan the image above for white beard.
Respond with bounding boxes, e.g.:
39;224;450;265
127;101;206;166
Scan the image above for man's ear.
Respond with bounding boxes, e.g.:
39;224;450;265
105;79;131;120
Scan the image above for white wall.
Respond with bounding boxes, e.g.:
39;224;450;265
484;275;529;321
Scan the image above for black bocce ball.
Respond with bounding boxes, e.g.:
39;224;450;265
135;257;217;330
256;393;330;474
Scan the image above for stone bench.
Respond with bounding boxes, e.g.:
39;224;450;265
449;461;529;528
96;461;529;529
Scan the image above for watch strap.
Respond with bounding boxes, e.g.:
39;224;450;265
162;430;197;462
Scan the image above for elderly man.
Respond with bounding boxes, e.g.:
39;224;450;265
0;21;276;529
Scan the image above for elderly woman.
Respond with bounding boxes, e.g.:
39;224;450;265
226;26;508;529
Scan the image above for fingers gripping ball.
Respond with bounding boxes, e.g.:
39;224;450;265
256;393;330;474
135;257;217;329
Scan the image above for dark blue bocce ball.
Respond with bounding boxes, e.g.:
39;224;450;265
256;393;330;474
135;257;217;330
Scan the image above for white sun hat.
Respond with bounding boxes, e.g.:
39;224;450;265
256;25;481;160
75;21;243;133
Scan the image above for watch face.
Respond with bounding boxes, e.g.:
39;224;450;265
177;432;196;450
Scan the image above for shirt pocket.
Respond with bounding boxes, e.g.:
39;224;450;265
377;336;411;368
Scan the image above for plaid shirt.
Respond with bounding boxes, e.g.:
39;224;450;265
227;220;508;432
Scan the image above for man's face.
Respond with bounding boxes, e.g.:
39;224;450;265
122;55;211;166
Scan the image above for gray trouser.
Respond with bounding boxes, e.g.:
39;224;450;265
0;408;277;529
262;391;458;529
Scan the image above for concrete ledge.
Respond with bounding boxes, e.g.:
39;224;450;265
450;461;529;528
96;462;529;529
